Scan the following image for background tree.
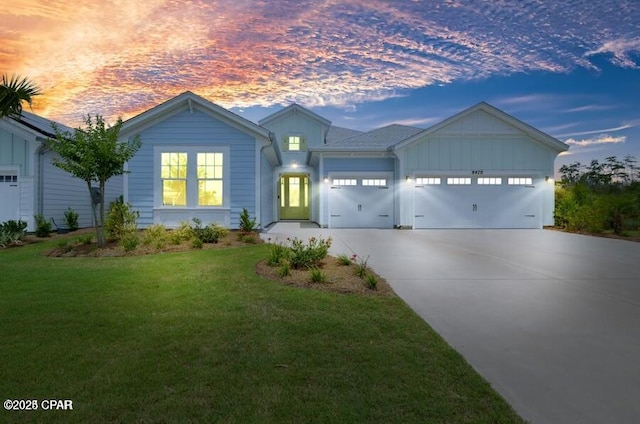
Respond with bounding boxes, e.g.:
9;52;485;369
0;74;42;118
48;115;141;247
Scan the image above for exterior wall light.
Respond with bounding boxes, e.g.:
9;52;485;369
323;177;329;183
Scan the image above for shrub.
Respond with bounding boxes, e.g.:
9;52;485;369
0;220;27;247
337;254;354;266
171;222;194;244
142;224;168;249
191;218;227;243
267;240;289;266
354;254;369;278
364;274;378;290
34;214;52;237
56;239;74;253
240;233;257;244
278;262;291;277
121;233;139;252
239;207;257;232
309;267;328;284
288;236;332;269
64;207;79;231
105;197;138;241
77;234;93;245
191;237;203;249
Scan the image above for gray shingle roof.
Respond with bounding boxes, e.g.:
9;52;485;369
317;124;424;151
326;125;363;143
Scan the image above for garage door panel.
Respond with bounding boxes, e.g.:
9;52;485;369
0;174;20;223
329;178;393;228
414;178;541;229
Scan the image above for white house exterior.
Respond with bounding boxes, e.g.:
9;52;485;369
2;92;567;231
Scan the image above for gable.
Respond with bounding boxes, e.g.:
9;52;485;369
432;109;522;136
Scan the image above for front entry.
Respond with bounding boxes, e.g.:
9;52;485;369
279;174;309;220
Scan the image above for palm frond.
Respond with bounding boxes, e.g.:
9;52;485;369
0;74;43;118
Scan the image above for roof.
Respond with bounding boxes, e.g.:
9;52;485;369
312;124;424;152
326;125;363;143
120;91;272;141
259;103;331;127
3;110;74;139
392;102;569;152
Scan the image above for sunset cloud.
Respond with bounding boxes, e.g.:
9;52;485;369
564;134;627;147
1;0;639;125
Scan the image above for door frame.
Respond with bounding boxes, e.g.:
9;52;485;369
278;173;311;220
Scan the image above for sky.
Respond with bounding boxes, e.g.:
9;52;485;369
1;0;639;172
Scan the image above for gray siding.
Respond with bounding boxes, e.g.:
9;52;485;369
41;151;123;228
126;108;257;229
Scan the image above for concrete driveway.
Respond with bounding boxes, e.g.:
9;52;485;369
263;223;640;424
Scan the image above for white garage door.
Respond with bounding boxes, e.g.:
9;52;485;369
329;176;394;228
0;172;19;223
413;176;541;229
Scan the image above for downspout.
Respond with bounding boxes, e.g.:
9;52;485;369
36;138;48;216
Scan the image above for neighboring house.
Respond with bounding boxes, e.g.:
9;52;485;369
120;91;568;230
0;111;122;230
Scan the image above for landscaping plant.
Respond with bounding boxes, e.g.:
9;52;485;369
64;207;80;231
34;214;52;237
105;197;139;242
288;236;332;269
0;219;27;247
238;207;257;232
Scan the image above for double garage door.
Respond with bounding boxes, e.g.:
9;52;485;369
329;175;394;228
413;176;541;229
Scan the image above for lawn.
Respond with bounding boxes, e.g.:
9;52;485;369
0;238;524;423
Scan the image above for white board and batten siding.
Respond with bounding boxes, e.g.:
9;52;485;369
400;109;557;229
125;108;257;229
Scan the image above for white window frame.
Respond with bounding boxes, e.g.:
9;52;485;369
415;177;441;185
362;178;387;186
508;177;533;185
447;177;472;185
477;177;503;185
332;178;357;186
154;146;230;209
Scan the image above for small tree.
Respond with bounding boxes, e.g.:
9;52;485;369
48;115;141;247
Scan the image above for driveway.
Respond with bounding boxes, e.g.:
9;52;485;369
263;223;640;424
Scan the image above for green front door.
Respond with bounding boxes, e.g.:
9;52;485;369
280;174;309;220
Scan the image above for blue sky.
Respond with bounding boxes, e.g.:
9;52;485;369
2;0;639;172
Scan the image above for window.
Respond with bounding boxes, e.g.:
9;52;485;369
332;179;357;186
477;177;502;185
161;152;187;206
362;179;387;186
158;148;227;208
447;177;471;185
415;177;441;185
508;177;533;185
288;136;301;151
197;153;223;206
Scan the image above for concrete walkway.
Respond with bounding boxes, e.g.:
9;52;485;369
262;223;640;424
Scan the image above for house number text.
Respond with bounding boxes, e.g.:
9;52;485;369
471;170;484;175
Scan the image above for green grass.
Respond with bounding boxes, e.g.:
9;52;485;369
0;240;524;423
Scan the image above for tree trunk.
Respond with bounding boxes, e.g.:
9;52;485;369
97;180;107;247
87;181;103;247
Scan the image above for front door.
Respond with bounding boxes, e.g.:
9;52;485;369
280;174;309;220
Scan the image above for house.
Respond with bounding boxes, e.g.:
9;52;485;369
119;91;568;230
0;111;122;230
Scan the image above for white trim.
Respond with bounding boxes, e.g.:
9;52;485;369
153;145;231;209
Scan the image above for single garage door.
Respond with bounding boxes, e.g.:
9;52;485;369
0;172;19;223
413;176;541;229
329;176;394;228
